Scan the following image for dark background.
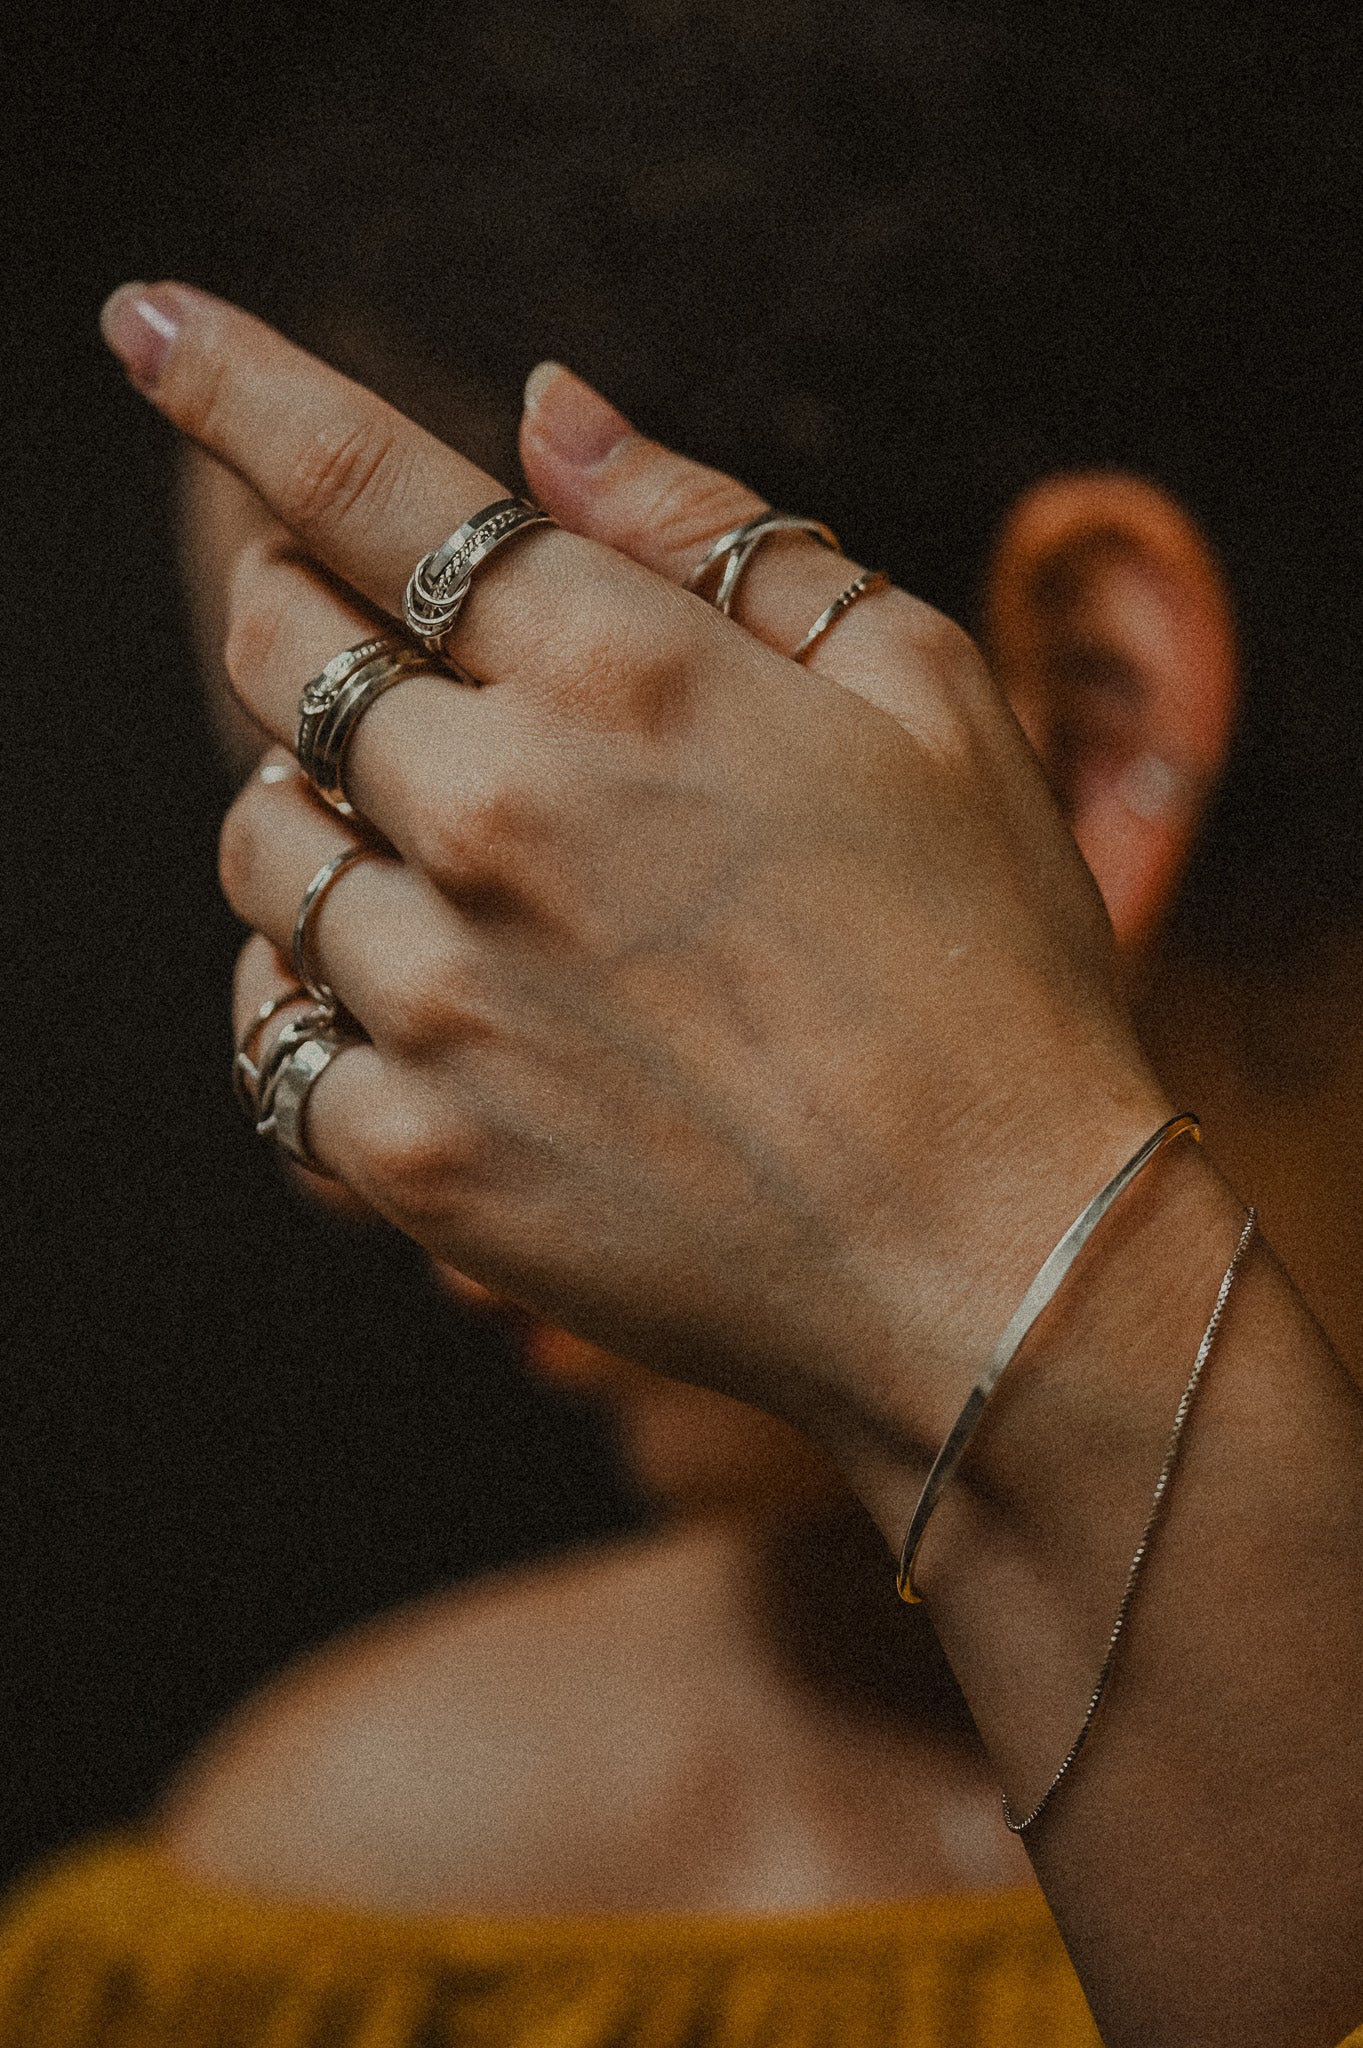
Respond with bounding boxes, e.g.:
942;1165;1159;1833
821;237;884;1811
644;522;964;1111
2;3;642;1889
3;3;1360;1890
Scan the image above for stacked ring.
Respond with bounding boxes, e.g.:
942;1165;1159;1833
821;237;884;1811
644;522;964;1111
258;1025;350;1173
688;511;841;617
247;1000;336;1154
233;987;311;1118
404;497;555;658
296;638;435;817
237;991;352;1179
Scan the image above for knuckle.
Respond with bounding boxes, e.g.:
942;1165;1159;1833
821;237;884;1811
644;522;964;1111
557;581;696;735
903;605;986;689
217;787;265;918
926;614;988;686
223;578;287;703
379;947;468;1058
278;413;414;543
356;1103;465;1219
413;779;545;900
645;469;762;567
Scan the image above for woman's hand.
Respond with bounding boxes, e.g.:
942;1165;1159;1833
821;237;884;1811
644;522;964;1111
103;286;1363;2047
104;282;1167;1507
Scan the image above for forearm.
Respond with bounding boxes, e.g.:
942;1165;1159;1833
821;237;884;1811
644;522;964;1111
106;284;1362;2046
857;1141;1363;2047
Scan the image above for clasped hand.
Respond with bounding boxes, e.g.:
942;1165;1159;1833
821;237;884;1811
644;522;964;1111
109;284;1171;1508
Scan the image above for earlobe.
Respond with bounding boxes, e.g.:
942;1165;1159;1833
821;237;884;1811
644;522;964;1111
984;472;1238;952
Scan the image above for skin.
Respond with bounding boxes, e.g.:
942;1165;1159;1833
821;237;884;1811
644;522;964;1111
100;284;1363;2048
161;430;1363;1930
166;450;1037;1915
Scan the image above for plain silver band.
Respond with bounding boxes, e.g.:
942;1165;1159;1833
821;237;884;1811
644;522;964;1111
790;570;889;662
259;1029;350;1173
298;647;432;817
292;845;372;1011
896;1112;1203;1602
403;498;554;656
687;512;841;617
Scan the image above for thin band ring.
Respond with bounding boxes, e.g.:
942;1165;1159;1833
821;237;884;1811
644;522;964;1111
688;512;842;617
297;641;435;819
790;570;890;663
404;498;555;658
255;1024;351;1175
293;845;373;1011
232;986;310;1118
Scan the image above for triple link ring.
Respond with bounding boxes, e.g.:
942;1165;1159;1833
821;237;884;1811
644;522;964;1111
403;497;555;659
233;988;312;1118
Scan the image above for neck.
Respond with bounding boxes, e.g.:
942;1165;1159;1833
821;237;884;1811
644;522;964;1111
1138;929;1363;1374
696;1494;982;1746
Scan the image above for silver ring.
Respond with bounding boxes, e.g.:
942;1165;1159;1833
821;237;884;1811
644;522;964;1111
252;1004;335;1116
687;512;841;617
232;987;310;1118
296;641;434;818
404;498;555;658
255;1024;351;1175
789;570;890;663
293;845;372;1011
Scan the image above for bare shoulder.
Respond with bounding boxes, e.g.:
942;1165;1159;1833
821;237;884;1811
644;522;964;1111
156;1523;751;1915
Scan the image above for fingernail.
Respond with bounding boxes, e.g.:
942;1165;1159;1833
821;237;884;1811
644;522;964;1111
100;281;181;392
522;361;633;469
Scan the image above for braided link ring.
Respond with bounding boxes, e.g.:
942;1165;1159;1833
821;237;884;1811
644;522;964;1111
232;988;311;1119
790;570;890;663
252;1008;352;1176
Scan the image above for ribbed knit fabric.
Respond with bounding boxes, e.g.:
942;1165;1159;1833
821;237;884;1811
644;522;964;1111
0;1835;1106;2047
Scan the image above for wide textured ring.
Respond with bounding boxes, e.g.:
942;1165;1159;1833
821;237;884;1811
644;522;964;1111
292;844;373;1012
687;511;841;617
254;1019;353;1175
403;498;555;658
232;986;311;1119
790;569;890;663
297;640;434;818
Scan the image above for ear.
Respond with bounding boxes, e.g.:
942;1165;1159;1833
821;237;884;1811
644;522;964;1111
984;472;1238;952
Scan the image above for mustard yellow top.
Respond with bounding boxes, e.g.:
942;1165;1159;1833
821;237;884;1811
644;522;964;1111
6;1838;1361;2047
0;1835;1107;2047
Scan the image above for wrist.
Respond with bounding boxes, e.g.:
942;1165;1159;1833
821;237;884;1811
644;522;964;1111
944;1135;1239;1541
907;1136;1243;1688
832;1059;1182;1543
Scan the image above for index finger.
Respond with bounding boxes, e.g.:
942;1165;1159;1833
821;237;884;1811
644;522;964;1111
99;281;678;703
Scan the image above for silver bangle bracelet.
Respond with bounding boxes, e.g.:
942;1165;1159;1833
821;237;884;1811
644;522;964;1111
896;1111;1203;1603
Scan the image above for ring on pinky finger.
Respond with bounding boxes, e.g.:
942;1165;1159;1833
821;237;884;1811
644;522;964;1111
231;934;466;1228
254;1014;355;1176
232;985;313;1119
